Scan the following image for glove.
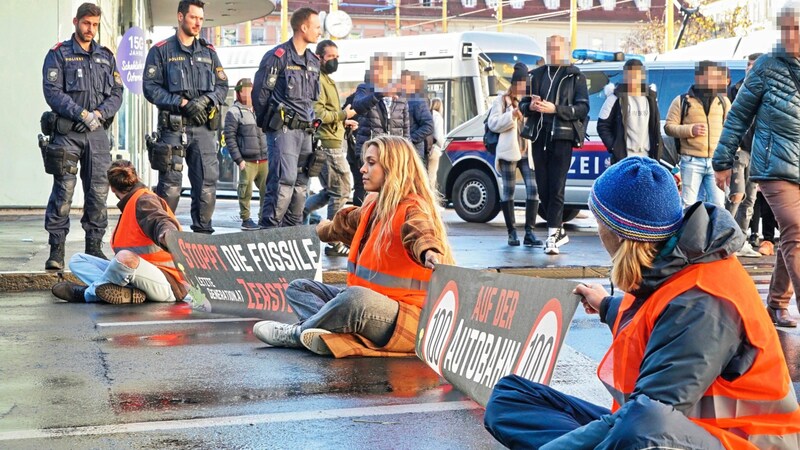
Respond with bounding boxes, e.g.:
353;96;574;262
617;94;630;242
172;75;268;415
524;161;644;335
73;121;90;133
182;96;211;125
82;111;101;132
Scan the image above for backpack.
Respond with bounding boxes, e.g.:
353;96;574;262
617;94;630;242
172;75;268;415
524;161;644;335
483;107;499;155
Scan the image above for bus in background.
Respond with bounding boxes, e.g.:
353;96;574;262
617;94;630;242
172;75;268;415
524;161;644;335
184;32;544;194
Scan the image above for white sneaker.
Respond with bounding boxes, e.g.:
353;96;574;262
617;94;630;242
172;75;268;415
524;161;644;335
553;227;569;247
544;235;560;255
300;328;333;356
253;321;302;348
735;241;762;258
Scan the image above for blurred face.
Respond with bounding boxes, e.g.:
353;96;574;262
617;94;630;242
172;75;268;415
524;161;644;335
780;14;800;57
401;74;414;95
73;15;100;43
300;14;322;45
546;36;568;65
624;67;644;90
178;5;204;37
511;80;527;97
237;86;252;106
360;145;386;192
370;58;393;87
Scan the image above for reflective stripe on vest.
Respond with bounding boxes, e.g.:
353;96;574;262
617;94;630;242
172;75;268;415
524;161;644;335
347;261;429;292
597;257;800;450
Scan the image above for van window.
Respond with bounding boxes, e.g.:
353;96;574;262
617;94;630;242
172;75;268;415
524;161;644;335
485;53;544;80
451;77;477;131
584;69;621;121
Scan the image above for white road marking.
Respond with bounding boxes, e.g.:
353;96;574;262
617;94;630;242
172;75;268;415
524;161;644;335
0;401;480;441
96;318;261;328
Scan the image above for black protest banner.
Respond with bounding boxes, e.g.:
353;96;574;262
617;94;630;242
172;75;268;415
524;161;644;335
166;226;321;321
416;265;580;407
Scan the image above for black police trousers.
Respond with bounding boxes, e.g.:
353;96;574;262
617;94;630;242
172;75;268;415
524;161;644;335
156;126;218;233
45;129;111;245
259;128;312;228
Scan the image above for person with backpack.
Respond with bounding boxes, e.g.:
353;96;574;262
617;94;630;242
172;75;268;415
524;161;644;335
664;60;730;208
488;62;541;247
597;59;663;165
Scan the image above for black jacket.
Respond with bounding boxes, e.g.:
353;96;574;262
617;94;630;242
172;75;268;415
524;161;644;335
352;83;410;154
596;85;663;164
519;64;589;144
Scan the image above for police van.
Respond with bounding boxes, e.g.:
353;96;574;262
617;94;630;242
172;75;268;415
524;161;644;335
440;53;746;223
183;32;544;194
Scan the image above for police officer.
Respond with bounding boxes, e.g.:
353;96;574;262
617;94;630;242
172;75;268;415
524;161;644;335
143;0;228;234
253;7;321;228
41;3;123;270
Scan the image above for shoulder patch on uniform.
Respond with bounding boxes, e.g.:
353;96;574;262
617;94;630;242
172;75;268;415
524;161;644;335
274;48;286;58
46;68;59;82
146;65;157;79
216;67;227;81
51;42;63;51
155;39;168;48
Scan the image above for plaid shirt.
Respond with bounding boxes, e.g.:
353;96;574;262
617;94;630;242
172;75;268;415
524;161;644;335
320;301;421;358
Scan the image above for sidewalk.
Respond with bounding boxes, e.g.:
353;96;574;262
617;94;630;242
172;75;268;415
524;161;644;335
0;198;777;291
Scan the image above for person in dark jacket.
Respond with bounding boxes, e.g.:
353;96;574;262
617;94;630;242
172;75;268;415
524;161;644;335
400;70;434;162
484;157;800;450
714;4;800;327
343;91;365;206
224;78;268;231
519;35;589;255
597;59;662;165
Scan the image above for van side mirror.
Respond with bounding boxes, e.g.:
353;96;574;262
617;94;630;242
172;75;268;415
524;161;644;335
487;75;497;95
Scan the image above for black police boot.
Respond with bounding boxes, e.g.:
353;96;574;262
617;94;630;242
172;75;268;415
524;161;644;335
45;243;65;271
501;201;520;246
86;238;108;260
51;281;87;303
524;200;544;247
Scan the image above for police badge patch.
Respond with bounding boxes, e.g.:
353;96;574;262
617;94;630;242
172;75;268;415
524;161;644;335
216;67;227;81
47;68;58;82
114;71;123;86
146;65;157;79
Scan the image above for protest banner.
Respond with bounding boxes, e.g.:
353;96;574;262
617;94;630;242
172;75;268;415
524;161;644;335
165;226;321;321
416;265;580;407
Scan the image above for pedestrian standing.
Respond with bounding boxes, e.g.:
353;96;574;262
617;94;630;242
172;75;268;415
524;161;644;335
400;70;434;163
41;2;123;270
343;91;364;206
485;157;800;450
664;60;730;208
489;62;542;248
519;35;589;255
597;59;663;164
252;7;321;228
224;78;268;231
253;136;453;357
714;2;800;328
303;40;358;257
428;98;446;190
143;0;228;234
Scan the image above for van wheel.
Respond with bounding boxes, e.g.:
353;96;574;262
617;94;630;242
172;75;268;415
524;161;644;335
453;169;500;223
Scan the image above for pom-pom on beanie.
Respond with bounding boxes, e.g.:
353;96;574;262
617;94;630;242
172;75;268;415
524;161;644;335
589;156;683;242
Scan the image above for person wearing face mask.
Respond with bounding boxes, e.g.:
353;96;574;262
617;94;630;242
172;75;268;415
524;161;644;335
253;136;454;357
50;160;195;307
303;40;358;257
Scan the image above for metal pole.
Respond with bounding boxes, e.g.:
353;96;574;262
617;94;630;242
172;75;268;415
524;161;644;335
396;0;401;36
214;26;221;46
331;0;338;13
497;0;503;32
281;0;288;42
244;21;251;45
665;0;674;52
570;0;577;57
442;0;447;33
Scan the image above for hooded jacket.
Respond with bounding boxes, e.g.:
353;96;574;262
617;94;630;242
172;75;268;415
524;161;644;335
519;64;589;144
597;83;663;164
487;91;529;169
713;51;800;184
352;82;410;154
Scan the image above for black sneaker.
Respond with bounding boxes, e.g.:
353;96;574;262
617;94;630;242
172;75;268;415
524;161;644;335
553;227;569;247
241;218;259;231
324;243;350;257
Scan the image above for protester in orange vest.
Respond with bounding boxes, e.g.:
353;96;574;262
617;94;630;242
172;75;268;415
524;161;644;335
484;156;800;449
253;135;454;357
51;160;195;306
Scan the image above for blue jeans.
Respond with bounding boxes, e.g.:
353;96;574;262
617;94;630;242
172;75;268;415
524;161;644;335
285;279;399;347
69;253;176;303
680;155;724;208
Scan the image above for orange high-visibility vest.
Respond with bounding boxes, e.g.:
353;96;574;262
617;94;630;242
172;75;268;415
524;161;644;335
597;256;800;449
346;196;432;308
110;188;183;283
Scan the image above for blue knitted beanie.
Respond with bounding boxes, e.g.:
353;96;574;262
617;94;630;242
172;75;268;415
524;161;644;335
589;156;683;242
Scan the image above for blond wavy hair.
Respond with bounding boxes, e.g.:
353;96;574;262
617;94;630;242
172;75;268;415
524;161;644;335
362;136;454;265
611;239;660;292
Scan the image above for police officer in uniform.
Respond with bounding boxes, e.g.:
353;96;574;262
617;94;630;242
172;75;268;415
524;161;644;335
253;7;321;228
41;3;123;270
143;0;228;234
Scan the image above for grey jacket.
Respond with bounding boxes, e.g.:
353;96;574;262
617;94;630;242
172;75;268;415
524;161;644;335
547;203;754;449
713;50;800;184
223;102;267;164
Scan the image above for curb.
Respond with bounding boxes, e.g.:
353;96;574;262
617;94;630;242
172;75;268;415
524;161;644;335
0;263;775;293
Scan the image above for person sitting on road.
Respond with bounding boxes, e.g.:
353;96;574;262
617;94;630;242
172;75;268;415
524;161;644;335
253;135;454;357
51;160;192;305
484;156;800;449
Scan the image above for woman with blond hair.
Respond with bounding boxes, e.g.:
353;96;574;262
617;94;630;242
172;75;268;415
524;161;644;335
253;136;454;357
484;157;800;449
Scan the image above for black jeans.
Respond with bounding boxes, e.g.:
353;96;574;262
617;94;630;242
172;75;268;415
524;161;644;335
750;191;778;242
532;136;573;229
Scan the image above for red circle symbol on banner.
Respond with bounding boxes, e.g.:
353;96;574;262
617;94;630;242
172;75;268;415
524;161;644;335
421;281;459;374
512;298;563;384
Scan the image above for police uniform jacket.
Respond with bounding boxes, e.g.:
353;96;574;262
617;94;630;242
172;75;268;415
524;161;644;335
43;35;123;123
253;39;320;128
143;35;228;114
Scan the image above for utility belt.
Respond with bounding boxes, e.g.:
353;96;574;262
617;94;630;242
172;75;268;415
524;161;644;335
145;132;186;172
39;111;112;135
158;107;220;132
265;101;313;132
